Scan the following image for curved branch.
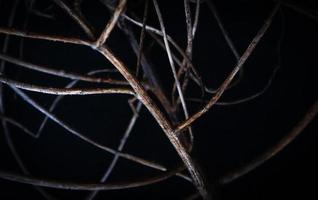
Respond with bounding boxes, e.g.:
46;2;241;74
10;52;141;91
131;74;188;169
220;99;318;184
0;166;184;191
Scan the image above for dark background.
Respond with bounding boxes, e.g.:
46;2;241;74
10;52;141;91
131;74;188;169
0;0;317;199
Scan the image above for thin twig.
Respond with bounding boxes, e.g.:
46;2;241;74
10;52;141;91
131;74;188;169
0;75;134;96
0;166;185;191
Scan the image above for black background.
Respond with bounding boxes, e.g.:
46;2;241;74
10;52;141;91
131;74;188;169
0;0;317;199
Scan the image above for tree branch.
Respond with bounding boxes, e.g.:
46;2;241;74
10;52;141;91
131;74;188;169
175;3;280;134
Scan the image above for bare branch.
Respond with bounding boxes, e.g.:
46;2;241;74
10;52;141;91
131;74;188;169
175;3;280;134
0;75;134;96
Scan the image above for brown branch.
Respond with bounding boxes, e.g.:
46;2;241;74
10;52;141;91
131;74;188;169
175;3;280;134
